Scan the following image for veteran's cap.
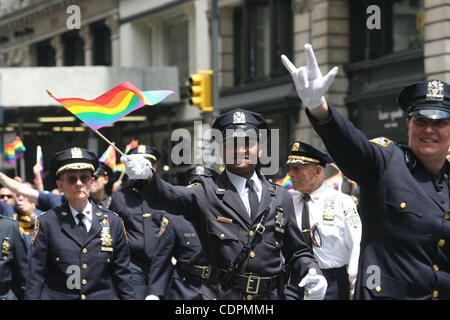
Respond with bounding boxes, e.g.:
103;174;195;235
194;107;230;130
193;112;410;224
212;108;269;141
398;80;450;120
286;140;333;167
128;145;161;165
50;147;98;177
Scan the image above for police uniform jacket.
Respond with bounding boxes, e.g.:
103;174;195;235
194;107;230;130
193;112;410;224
25;200;135;300
307;104;450;300
0;216;28;300
148;214;207;300
141;169;320;299
110;180;165;264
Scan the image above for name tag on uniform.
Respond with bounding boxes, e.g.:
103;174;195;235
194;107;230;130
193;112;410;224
101;247;113;252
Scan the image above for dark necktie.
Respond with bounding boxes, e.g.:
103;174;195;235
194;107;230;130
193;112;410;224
76;213;88;239
301;194;313;249
246;179;259;220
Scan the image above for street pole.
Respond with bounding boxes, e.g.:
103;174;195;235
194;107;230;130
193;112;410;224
211;0;219;113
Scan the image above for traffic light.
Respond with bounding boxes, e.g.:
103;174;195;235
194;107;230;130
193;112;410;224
188;70;213;112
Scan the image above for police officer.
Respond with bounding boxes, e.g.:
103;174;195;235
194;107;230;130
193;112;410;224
282;44;450;299
109;145;166;300
284;141;361;300
122;109;327;300
0;214;28;300
146;166;216;300
91;162;113;209
26;147;134;300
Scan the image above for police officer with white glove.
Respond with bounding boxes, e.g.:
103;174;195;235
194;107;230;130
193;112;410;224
122;109;327;300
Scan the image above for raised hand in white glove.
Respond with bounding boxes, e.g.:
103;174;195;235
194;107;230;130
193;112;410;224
281;44;338;109
299;268;328;300
145;295;160;300
121;155;152;180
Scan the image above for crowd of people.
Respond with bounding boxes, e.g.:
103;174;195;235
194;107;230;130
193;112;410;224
0;43;448;300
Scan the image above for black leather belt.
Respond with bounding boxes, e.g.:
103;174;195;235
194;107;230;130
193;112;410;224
184;264;282;295
321;266;347;279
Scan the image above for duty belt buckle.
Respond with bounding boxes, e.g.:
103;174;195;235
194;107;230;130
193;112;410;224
254;223;265;235
246;275;261;294
201;266;211;279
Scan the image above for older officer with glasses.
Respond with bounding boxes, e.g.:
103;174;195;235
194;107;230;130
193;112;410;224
26;147;135;300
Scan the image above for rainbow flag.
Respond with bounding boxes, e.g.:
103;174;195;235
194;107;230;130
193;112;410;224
325;171;344;191
99;145;117;170
4;136;26;164
13;136;26;159
114;139;139;172
125;139;139;154
46;81;174;130
36;145;44;180
4;143;16;164
275;173;293;190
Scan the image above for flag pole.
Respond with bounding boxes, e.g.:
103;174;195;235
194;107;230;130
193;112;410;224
93;129;126;157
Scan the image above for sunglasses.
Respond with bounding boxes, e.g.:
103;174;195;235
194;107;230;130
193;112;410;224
64;175;92;185
0;194;13;199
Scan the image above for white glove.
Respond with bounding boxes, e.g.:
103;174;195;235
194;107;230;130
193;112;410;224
121;155;152;180
145;295;160;300
299;268;328;300
281;44;338;109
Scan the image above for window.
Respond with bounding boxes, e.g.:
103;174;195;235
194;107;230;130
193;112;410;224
92;20;111;66
36;39;56;66
163;17;189;85
234;0;292;85
62;30;84;66
350;0;424;62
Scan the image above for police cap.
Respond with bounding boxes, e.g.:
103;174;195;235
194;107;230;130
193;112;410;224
128;145;161;165
94;162;113;177
286;140;333;167
186;165;219;181
50;147;98;177
212;108;269;141
398;80;450;120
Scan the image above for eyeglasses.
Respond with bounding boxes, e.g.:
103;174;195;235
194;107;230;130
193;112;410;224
64;175;92;185
0;194;13;199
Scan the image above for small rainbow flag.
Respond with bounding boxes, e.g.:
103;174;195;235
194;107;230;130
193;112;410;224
46;81;174;130
99;145;117;170
4;136;26;164
125;139;139;154
4;143;16;164
325;171;344;191
114;139;139;172
36;145;44;180
275;173;293;190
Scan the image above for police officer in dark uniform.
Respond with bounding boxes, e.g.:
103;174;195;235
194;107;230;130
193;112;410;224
147;166;216;300
283;44;450;299
26;147;135;300
91;162;113;209
0;214;28;300
109;145;166;300
122;109;327;300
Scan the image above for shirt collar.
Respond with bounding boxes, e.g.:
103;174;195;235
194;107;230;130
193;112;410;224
69;202;93;222
226;169;261;193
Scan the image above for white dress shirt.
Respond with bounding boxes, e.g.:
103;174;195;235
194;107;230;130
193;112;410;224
70;202;93;232
226;170;262;218
290;183;362;277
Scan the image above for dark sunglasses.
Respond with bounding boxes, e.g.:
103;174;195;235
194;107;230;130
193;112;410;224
0;194;13;199
64;175;92;185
